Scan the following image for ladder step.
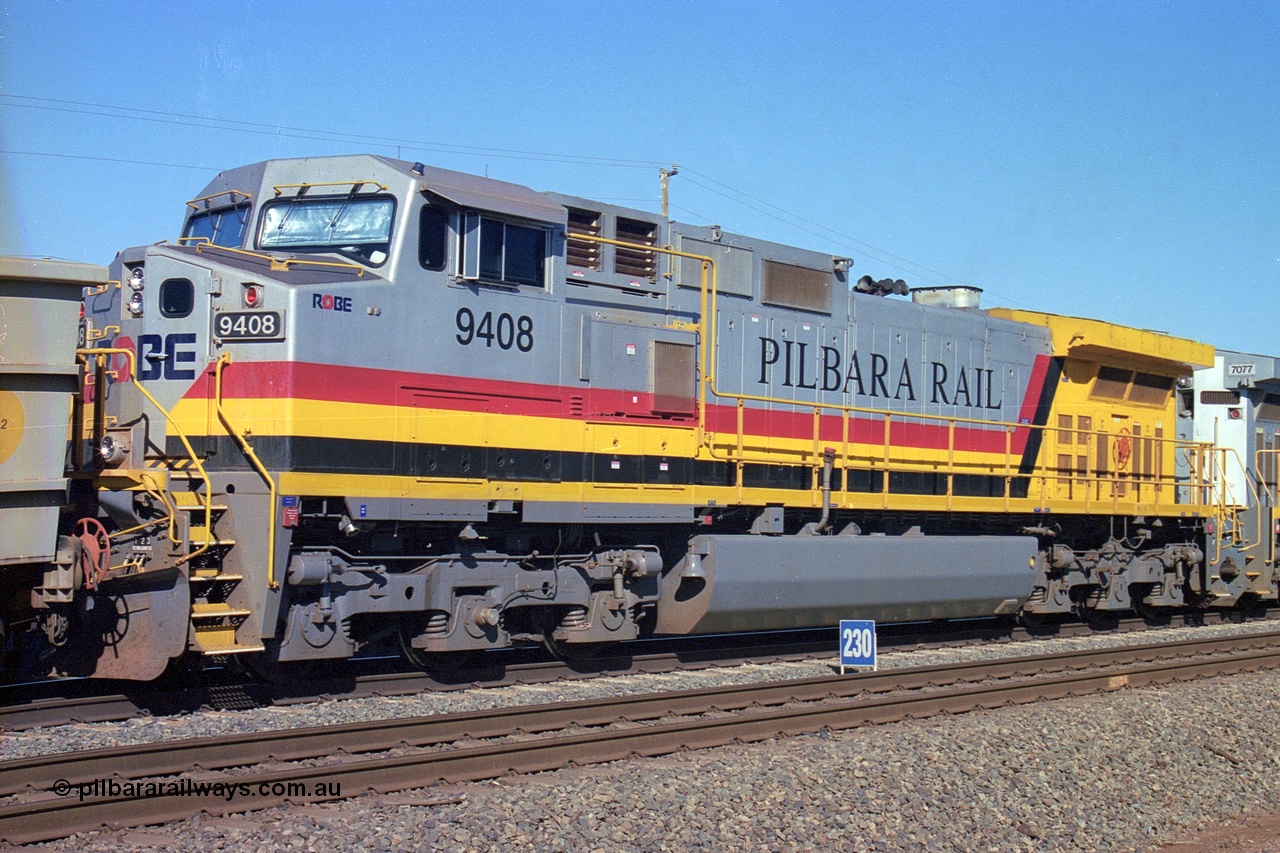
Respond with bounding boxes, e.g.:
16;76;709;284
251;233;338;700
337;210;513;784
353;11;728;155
191;603;260;655
188;525;235;547
203;644;267;656
172;491;229;512
192;603;252;620
190;572;245;583
193;627;264;655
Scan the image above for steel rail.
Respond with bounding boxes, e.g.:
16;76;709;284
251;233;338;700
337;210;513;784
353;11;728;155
2;635;1280;840
2;633;1279;844
0;632;832;732
0;615;1259;732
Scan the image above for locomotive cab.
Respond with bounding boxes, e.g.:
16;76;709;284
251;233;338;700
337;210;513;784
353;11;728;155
1191;352;1280;605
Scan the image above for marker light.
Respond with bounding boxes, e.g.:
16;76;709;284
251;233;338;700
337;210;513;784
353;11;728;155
243;283;263;308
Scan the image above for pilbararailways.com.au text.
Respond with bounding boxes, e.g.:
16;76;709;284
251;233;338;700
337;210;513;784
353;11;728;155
52;778;341;803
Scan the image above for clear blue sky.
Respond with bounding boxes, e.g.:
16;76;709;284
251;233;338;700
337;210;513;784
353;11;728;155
2;0;1277;356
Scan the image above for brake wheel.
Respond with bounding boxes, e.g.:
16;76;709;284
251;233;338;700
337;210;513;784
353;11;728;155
74;517;111;589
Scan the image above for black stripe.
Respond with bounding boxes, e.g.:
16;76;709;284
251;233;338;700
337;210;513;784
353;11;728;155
169;435;1020;499
1013;356;1065;497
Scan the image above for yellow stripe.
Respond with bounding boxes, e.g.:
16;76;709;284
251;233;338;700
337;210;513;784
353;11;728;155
176;398;1188;517
173;396;1012;468
277;468;1178;517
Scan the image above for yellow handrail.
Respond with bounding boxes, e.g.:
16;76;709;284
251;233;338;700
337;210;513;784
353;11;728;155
186;189;252;209
107;472;177;542
214;353;279;589
568;232;1226;513
1259;448;1280;567
79;348;215;568
567;233;718;447
272;180;387;196
190;242;366;277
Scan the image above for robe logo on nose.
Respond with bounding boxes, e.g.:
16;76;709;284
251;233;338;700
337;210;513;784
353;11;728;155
312;294;352;312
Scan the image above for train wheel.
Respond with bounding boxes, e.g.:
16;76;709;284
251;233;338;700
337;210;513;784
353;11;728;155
1134;600;1173;626
537;607;612;662
155;651;208;688
1017;611;1058;633
239;653;315;685
1130;584;1171;626
1132;598;1169;625
397;619;470;676
1078;606;1120;631
1225;594;1262;623
541;634;614;663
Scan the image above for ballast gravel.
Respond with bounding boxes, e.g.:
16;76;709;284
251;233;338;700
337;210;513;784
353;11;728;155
8;618;1280;852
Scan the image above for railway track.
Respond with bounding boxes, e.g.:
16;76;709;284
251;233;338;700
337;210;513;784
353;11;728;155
3;630;1279;844
0;614;1222;733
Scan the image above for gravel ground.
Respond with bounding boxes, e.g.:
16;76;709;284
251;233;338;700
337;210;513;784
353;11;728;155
7;619;1280;852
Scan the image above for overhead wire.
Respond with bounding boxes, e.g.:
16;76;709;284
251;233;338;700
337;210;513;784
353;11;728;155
1;94;1025;302
678;167;1035;306
679;169;946;287
0;95;665;169
0;149;219;172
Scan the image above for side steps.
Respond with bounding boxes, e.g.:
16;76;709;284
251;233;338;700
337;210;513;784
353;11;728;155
173;489;265;656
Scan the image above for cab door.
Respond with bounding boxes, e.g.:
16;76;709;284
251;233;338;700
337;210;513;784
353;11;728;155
130;250;218;443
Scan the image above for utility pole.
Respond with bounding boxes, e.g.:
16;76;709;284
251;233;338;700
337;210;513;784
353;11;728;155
660;165;679;219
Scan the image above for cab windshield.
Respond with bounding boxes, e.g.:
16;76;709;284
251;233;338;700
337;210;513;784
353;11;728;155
183;203;250;248
258;196;395;265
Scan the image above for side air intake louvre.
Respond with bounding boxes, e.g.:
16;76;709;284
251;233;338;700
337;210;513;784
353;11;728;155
614;217;658;279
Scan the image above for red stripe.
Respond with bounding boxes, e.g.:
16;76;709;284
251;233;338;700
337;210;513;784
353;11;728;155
1017;355;1052;427
189;360;1048;454
1008;354;1053;454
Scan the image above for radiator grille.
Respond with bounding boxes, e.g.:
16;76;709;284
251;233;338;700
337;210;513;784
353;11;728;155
1092;366;1131;400
652;340;696;414
566;208;601;270
615;217;657;279
1129;372;1174;406
677;237;754;296
761;260;831;313
1258;393;1280;422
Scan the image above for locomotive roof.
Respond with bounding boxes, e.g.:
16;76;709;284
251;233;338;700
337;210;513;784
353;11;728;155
1214;350;1280;387
377;156;566;224
194;154;567;225
990;307;1214;370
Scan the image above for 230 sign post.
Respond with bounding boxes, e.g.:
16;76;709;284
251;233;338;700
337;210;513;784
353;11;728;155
839;620;877;674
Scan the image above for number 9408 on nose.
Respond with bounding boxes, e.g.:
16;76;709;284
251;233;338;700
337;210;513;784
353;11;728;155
214;311;285;342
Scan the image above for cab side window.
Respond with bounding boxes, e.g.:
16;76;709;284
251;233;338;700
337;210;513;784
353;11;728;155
419;205;449;271
461;214;548;288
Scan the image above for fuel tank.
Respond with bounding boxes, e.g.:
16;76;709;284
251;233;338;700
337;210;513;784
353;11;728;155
657;531;1038;634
